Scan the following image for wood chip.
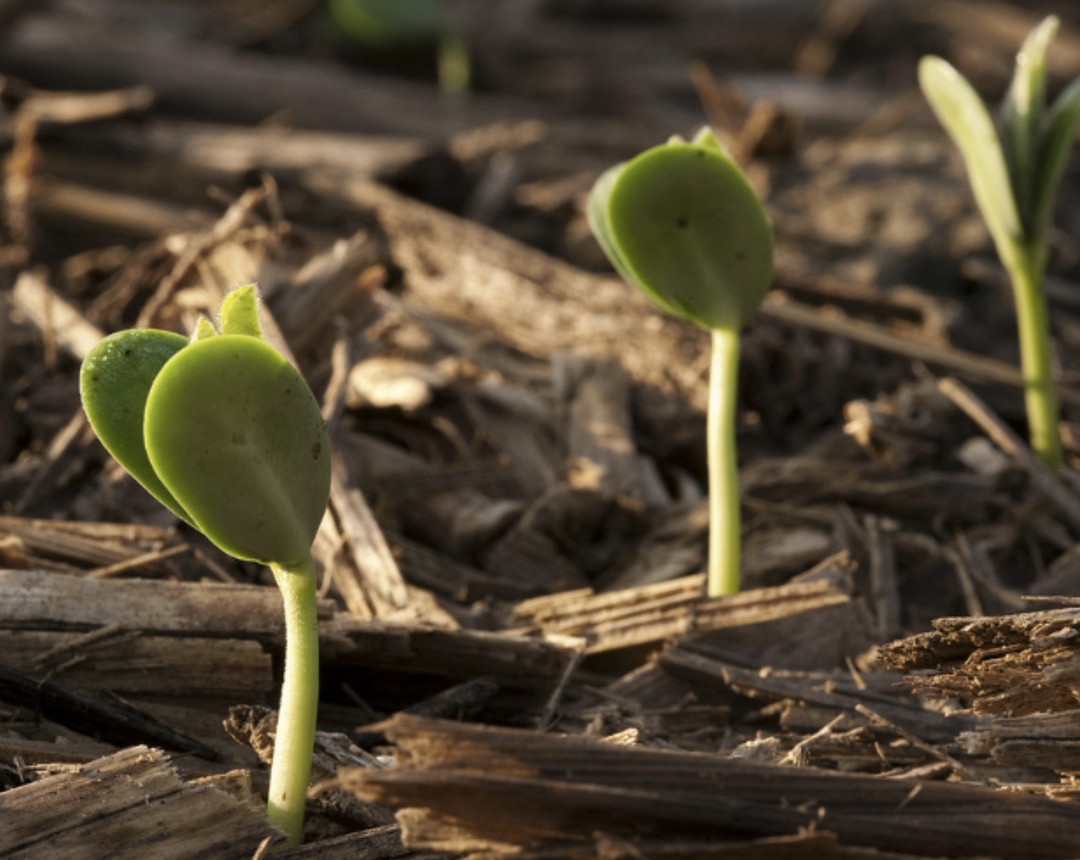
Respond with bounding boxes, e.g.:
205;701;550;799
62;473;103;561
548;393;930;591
0;746;276;858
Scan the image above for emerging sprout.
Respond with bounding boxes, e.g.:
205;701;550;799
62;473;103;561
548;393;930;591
588;127;774;597
80;285;330;847
920;16;1080;471
328;0;470;94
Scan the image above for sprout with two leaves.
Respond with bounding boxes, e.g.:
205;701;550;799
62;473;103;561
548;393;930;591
920;16;1080;471
80;286;330;847
588;128;774;597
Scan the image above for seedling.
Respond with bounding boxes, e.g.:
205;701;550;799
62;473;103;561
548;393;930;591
920;16;1080;471
80;286;331;847
328;0;470;94
588;128;774;597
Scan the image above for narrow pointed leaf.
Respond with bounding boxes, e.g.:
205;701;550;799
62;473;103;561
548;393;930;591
79;329;194;525
919;56;1023;261
1001;15;1058;224
1032;76;1080;243
191;315;218;342
144;335;330;566
218;284;263;338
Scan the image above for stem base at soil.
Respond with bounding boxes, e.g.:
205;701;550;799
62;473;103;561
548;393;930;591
267;556;320;848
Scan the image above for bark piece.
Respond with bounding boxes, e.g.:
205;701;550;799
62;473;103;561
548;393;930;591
556;353;661;506
0;746;276;858
0;568;334;642
320;616;577;686
0;628;272;700
659;644;967;745
881;606;1080;718
512;552;866;659
276;823;439;860
326;714;1080;858
10;269;105;361
0;662;219;760
0;516;178;571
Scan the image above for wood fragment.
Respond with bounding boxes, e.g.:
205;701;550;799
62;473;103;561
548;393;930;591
865;515;901;640
0;516;179;571
557;353;656;504
276;824;437;860
938;376;1080;532
326;714;1080;858
327;460;411;618
0;568;334;641
0;628;272;700
0;746;277;858
659;644;965;745
33;179;213;239
0;662;219;760
0;734;115;766
512;553;867;658
881;605;1080;717
10;269;105;360
11;410;93;517
320;615;579;686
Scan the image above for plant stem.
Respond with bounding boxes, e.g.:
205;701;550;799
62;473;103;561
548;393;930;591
1006;247;1062;471
707;327;742;597
267;556;320;848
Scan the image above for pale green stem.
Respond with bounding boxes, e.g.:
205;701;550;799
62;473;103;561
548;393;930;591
1005;246;1062;472
707;327;742;597
267;556;320;848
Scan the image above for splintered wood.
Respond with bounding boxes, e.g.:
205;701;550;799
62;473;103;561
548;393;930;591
881;606;1080;717
326;714;1080;859
0;746;276;859
882;606;1080;786
511;552;872;665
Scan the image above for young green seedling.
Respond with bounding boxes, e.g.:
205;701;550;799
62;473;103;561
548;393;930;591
588;127;774;597
80;286;330;847
920;16;1080;471
328;0;470;94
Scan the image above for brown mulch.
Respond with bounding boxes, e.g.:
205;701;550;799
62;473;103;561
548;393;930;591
5;2;1080;858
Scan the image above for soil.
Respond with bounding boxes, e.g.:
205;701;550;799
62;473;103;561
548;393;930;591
5;1;1080;858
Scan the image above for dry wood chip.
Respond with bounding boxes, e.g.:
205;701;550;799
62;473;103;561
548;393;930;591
741;455;993;520
0;568;333;641
10;270;105;361
881;607;1080;716
320;616;578;685
0;515;177;570
0;628;272;700
0;746;276;858
274;823;432;860
0;662;219;760
512;553;863;657
323;713;1080;858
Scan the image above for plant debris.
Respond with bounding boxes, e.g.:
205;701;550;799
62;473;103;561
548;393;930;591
4;1;1080;857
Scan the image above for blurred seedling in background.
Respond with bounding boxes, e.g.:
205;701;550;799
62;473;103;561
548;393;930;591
80;286;331;848
920;15;1080;472
588;128;774;597
327;0;470;94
